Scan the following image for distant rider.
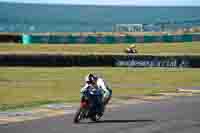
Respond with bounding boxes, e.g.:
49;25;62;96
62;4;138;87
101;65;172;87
125;44;138;54
80;73;112;111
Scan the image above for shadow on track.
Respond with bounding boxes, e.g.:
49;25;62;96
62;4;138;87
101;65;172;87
78;119;155;124
97;119;155;123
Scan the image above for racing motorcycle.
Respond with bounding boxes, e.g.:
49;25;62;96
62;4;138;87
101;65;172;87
73;87;104;123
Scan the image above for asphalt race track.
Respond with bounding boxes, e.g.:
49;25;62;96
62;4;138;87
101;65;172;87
1;96;200;133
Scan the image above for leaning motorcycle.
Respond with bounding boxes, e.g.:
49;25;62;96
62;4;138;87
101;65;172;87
73;88;104;123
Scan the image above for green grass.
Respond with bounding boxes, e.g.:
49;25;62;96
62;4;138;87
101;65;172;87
0;42;200;54
0;67;200;110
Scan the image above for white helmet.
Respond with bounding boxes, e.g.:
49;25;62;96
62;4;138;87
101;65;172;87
85;73;97;83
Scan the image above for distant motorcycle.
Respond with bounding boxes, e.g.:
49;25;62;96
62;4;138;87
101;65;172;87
73;87;104;123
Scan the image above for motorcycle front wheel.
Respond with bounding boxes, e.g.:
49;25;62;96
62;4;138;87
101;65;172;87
73;108;85;123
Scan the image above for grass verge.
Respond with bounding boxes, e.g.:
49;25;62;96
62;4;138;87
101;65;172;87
1;67;200;111
0;42;200;54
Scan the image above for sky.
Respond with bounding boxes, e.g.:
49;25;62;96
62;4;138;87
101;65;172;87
0;0;199;6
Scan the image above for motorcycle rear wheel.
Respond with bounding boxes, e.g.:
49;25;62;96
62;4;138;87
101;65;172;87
90;114;102;122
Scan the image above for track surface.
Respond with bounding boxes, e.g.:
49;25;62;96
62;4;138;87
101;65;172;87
1;96;200;133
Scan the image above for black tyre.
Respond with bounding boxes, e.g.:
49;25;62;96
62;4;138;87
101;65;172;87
73;108;84;123
90;115;98;122
90;113;101;122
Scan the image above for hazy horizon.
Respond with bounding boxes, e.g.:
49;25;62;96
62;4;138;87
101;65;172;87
0;0;199;6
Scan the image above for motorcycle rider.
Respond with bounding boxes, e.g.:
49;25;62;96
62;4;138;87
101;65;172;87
80;73;112;112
